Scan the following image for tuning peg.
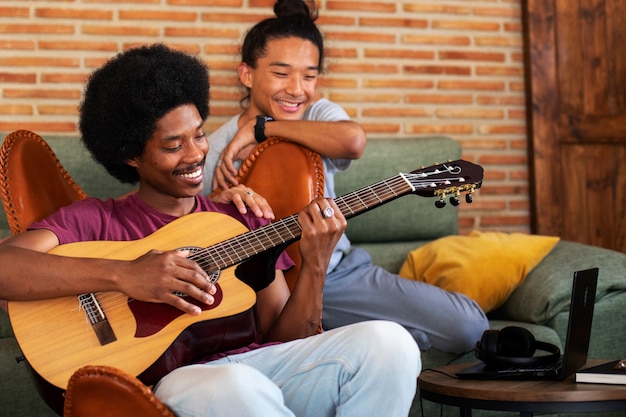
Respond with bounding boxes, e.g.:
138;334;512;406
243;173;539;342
449;190;461;206
465;186;476;204
435;198;446;209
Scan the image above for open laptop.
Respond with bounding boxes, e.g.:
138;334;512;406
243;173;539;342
456;267;598;380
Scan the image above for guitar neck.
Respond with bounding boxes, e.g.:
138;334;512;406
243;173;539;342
197;173;413;272
195;158;484;273
335;173;414;220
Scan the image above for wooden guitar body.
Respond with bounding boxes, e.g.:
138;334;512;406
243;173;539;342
9;212;258;390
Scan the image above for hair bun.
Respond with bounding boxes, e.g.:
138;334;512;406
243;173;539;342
274;0;318;21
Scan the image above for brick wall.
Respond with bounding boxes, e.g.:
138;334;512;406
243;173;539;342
0;0;528;235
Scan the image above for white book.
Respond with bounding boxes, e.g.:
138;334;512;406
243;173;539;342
576;360;626;385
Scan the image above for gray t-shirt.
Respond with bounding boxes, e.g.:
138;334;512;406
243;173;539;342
203;98;353;272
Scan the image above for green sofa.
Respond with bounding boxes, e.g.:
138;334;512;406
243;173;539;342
1;134;626;417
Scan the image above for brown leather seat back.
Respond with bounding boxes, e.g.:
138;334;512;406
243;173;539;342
236;137;325;290
0;130;87;235
64;365;175;417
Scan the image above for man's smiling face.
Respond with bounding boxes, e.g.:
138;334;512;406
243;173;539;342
240;36;320;120
127;103;208;204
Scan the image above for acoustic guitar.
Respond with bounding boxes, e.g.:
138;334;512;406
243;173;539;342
8;159;483;391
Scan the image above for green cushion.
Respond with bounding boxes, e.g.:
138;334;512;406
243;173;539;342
0;310;13;339
0;338;56;416
549;292;626;359
29;135;136;199
497;240;626;323
353;241;430;274
335;137;461;244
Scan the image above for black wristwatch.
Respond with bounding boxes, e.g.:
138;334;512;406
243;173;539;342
254;115;274;143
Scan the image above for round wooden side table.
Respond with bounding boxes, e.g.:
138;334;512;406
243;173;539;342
418;360;626;417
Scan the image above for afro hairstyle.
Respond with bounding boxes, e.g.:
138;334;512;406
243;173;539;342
79;44;210;184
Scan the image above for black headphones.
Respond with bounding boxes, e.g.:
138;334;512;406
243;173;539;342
475;326;561;367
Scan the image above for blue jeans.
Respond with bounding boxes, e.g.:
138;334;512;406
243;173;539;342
154;321;420;417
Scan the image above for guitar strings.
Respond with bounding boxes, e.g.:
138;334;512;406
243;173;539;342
188;214;302;275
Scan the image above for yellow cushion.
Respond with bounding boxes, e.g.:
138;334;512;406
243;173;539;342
399;231;560;313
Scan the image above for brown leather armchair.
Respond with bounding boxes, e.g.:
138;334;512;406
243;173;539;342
0;129;87;235
1;130;324;416
232;136;325;290
63;365;174;417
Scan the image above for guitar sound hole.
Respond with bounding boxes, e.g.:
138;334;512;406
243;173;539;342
172;269;220;297
174;246;221;296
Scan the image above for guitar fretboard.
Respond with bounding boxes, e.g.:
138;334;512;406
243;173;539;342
336;173;415;219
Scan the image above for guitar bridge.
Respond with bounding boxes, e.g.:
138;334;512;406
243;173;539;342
78;293;117;346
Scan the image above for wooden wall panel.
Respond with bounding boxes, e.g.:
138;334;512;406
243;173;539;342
524;0;626;252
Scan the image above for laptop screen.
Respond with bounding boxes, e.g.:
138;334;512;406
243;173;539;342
560;267;598;378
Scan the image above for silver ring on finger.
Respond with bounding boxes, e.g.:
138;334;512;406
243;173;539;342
322;206;335;219
246;191;254;196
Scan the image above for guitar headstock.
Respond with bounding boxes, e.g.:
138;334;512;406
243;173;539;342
404;159;483;208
